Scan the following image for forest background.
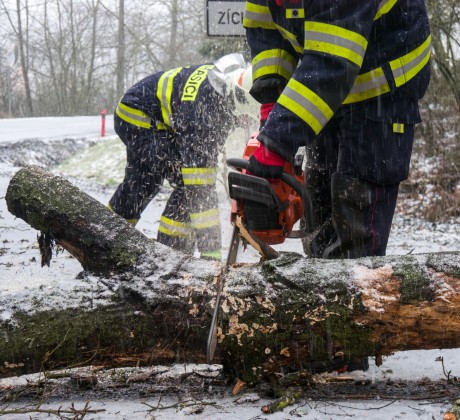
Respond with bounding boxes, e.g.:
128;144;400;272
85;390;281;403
0;0;459;223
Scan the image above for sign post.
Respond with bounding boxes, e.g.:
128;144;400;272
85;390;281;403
101;108;107;137
206;0;245;37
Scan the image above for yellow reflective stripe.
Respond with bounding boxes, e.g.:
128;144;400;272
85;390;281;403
374;0;398;21
393;123;405;134
201;250;222;260
343;35;431;105
390;35;431;88
181;65;214;102
156;122;169;130
274;24;303;54
116;102;151;129
286;8;305;19
190;208;220;229
107;203;139;226
158;216;191;238
181;168;217;185
278;79;333;134
252;49;297;81
343;67;390;104
157;67;182;128
304;21;367;67
243;2;277;30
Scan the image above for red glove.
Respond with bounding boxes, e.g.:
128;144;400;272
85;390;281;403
247;142;285;182
260;103;275;129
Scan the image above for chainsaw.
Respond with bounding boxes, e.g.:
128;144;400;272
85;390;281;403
206;133;314;363
227;133;314;256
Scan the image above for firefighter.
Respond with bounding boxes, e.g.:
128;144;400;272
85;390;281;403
243;1;431;259
108;54;259;261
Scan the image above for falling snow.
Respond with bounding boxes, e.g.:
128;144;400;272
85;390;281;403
0;116;459;419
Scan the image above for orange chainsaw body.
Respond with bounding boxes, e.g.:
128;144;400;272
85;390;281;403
230;134;306;245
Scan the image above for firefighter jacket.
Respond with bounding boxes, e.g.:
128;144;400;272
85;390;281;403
243;0;431;162
111;65;236;255
116;64;236;164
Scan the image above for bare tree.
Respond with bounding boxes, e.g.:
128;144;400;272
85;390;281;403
116;0;125;99
0;0;35;116
427;0;460;112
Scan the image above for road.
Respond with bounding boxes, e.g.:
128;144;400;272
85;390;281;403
0;115;115;143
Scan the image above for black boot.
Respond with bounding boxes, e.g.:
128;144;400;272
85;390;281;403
323;173;399;259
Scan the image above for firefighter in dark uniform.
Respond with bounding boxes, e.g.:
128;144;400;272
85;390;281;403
108;54;259;260
243;0;431;259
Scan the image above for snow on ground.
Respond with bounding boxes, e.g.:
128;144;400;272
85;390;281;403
0;116;459;419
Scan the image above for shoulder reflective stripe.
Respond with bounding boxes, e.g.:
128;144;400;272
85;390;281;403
252;49;297;81
190;208;220;229
393;123;405;133
158;215;191;238
343;35;431;105
286;8;304;19
116;102;151;129
274;24;303;54
374;0;398;21
157;67;182;128
278;79;333;134
343;67;390;104
390;35;431;88
304;21;367;67
244;2;276;30
181;65;214;102
181;168;217;185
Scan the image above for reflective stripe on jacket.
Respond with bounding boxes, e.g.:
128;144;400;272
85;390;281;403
244;0;431;160
115;64;217;132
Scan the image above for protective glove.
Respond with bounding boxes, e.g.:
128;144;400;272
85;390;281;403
249;75;287;104
259;103;275;129
247;141;286;182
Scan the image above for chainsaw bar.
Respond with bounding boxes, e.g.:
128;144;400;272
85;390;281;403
206;225;240;363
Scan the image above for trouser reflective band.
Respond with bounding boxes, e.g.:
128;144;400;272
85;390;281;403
181;168;217;185
107;203;139;226
190;208;222;252
190;208;220;230
158;216;192;238
200;250;222;260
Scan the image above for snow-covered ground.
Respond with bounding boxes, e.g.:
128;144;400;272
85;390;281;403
0;116;459;419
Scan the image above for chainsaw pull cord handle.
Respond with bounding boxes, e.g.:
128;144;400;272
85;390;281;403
226;158;314;233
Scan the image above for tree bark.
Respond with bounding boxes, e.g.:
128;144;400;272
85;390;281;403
3;166;460;383
6;165;152;273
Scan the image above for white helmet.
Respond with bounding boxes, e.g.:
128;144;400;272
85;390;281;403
208;53;259;121
228;66;260;120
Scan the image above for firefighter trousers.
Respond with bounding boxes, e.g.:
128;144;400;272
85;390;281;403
108;115;221;255
303;110;415;259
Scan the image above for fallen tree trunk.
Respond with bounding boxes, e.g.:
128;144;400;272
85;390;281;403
3;166;460;383
5;165;154;273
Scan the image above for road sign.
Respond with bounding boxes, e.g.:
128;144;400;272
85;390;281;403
206;0;245;37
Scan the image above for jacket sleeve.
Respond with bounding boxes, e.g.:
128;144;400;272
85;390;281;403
243;0;298;83
249;1;380;161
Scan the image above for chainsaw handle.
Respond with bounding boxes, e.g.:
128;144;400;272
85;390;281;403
226;157;249;172
226;158;314;233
